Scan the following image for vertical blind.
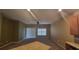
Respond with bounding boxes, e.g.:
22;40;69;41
25;27;47;39
37;28;47;36
25;27;36;39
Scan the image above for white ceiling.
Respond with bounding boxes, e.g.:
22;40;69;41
62;9;79;16
1;9;37;24
31;9;62;24
1;9;79;24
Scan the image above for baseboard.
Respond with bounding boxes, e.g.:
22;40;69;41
50;39;65;49
0;40;23;49
54;41;65;49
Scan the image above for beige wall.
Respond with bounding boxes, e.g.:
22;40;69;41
51;19;74;48
18;22;26;40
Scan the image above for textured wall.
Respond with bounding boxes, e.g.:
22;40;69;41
51;19;74;48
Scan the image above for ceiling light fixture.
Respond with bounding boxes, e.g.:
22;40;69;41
27;9;39;23
27;9;31;11
58;9;62;12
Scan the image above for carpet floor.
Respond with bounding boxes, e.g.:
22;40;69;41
11;41;51;50
0;39;63;50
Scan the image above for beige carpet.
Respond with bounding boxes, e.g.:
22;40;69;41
11;41;51;50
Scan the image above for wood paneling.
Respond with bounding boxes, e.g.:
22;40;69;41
68;12;79;36
1;17;19;45
0;14;2;42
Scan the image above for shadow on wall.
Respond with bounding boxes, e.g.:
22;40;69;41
51;19;74;48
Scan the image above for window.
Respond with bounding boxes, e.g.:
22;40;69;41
24;27;47;39
25;27;36;39
37;28;47;36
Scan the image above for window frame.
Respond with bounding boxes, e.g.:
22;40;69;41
37;28;47;36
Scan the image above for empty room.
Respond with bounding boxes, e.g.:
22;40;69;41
0;9;79;50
